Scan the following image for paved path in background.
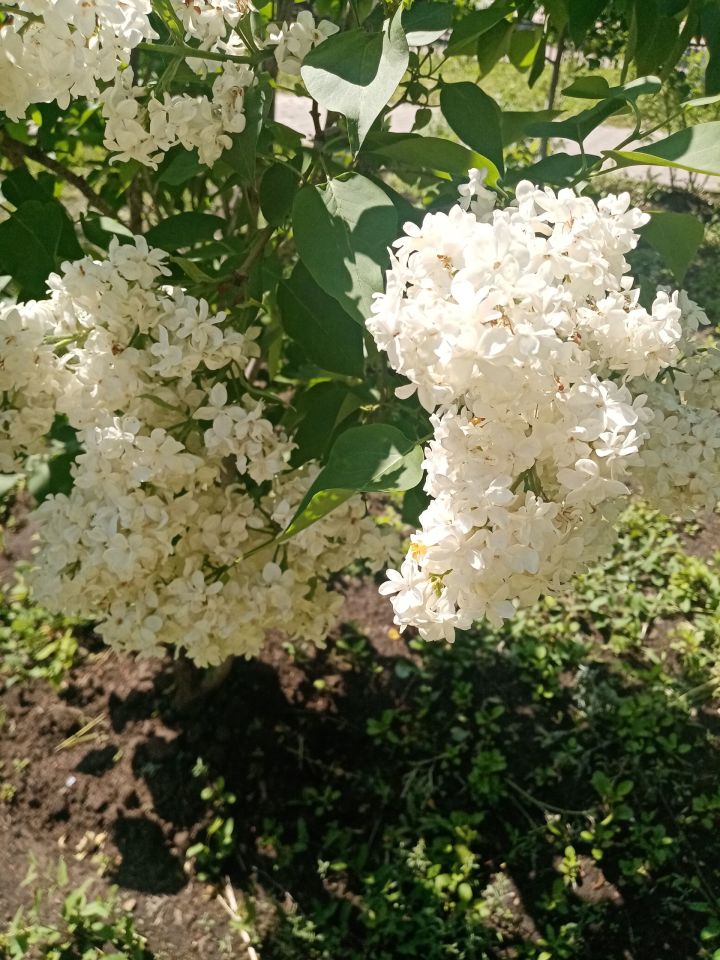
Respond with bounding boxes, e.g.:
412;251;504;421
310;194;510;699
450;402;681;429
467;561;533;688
274;94;712;190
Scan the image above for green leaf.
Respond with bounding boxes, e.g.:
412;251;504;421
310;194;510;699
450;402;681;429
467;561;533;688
683;93;720;108
27;452;75;503
509;26;542;72
1;168;53;206
278;263;364;377
265;119;304;154
27;421;80;504
402;0;452;46
157;147;202;186
289;382;363;466
292;174;397;325
259;163;300;226
604;122;720;176
476;19;513;76
81;215;134;250
364;133;501;183
281;424;424;539
440;82;504;175
145;213;225;251
702;1;720;96
501;110;562;146
401;483;429;526
544;0;569;31
562;75;662;101
528;29;547;87
412;106;433;131
568;0;607;45
171;256;214;284
640;211;704;283
526;99;626;143
301;7;409;151
446;0;512;57
658;0;690;13
366;173;425;226
0;200;82;299
633;1;680;76
504;153;601;187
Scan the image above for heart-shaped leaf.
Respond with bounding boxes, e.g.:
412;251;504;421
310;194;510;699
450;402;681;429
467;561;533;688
301;7;409;151
292;174;398;325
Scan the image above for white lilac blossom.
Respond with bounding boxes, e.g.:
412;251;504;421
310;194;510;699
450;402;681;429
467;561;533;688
102;63;255;168
0;0;156;120
2;3;338;168
368;177;716;642
101;7;339;168
265;10;339;76
169;0;253;48
0;238;395;665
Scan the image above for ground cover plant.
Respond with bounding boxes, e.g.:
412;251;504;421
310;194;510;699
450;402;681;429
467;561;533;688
2;0;720;956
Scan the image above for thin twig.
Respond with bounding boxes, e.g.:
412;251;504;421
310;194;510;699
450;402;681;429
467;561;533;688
235;224;274;280
310;98;324;142
507;777;593;817
540;29;567;160
0;132;119;220
0;3;41;21
126;176;143;234
137;40;258;65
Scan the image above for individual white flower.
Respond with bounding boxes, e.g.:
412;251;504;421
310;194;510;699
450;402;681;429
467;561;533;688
457;167;496;222
169;0;254;47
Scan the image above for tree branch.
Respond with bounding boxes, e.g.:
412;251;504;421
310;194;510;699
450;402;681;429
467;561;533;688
137;40;258;65
0;3;42;22
540;29;567;160
0;132;119;220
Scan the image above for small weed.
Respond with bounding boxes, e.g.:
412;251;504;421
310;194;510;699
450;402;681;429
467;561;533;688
185;758;237;883
0;860;154;959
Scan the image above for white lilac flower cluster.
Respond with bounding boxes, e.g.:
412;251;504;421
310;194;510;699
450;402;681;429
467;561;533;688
102;62;256;169
165;0;339;74
368;173;715;643
101;0;258;169
170;0;252;50
0;238;393;665
1;2;336;169
101;8;337;168
0;0;156;121
266;10;339;76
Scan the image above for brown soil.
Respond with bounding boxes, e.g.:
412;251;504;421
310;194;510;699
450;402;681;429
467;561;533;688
0;576;402;959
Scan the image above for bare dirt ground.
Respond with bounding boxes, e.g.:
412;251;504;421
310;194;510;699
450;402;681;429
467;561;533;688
0;567;399;957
